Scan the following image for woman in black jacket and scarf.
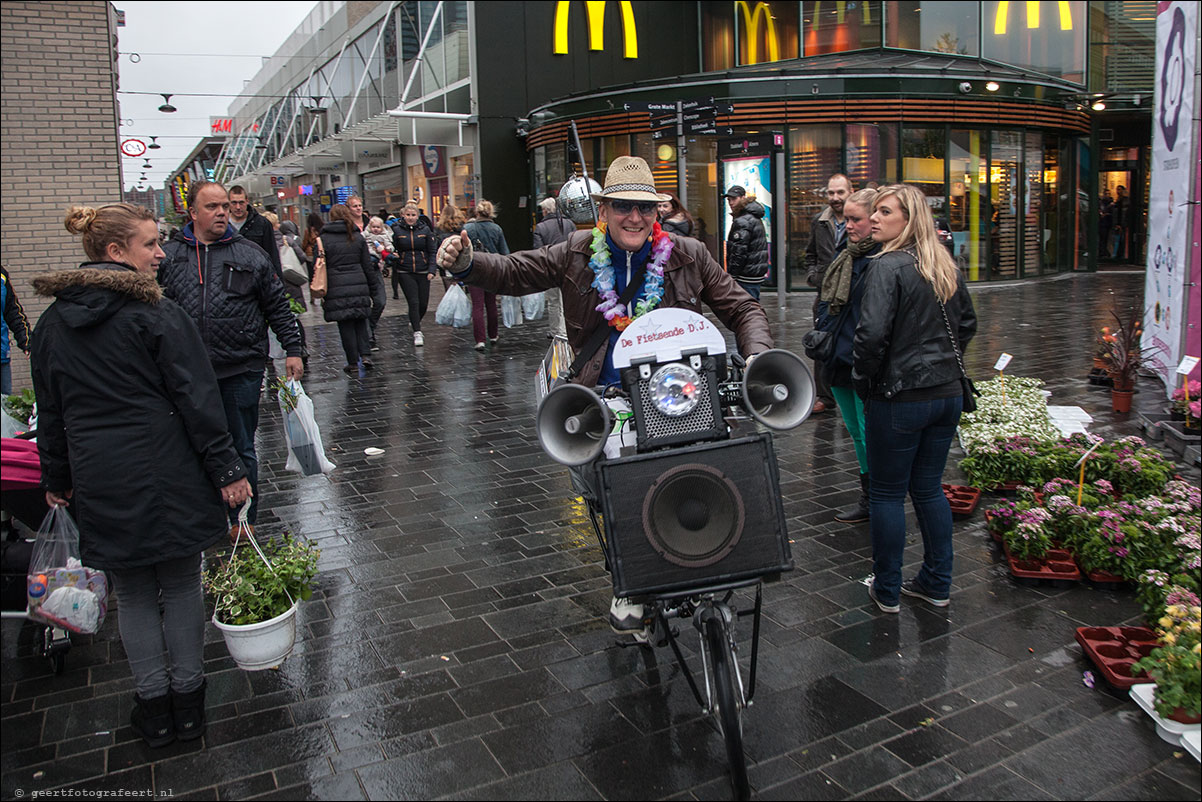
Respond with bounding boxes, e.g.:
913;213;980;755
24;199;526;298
389;201;438;346
853;184;977;614
321;204;382;373
31;203;251;747
815;187;879;525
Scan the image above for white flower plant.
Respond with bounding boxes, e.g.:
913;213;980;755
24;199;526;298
959;376;1061;454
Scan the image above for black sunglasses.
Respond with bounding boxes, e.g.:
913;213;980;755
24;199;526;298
608;199;658;216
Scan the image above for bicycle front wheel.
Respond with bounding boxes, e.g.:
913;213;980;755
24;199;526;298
705;614;749;800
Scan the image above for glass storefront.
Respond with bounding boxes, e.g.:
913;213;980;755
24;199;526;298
534;122;1086;287
982;0;1087;83
887;2;980;55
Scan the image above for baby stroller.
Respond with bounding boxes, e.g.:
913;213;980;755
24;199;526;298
1;433;71;674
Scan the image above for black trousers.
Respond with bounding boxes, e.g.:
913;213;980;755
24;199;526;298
337;318;371;365
396;271;431;333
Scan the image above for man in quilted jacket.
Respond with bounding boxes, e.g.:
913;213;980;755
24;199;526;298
158;181;303;530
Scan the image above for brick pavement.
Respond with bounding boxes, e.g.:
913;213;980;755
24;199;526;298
2;271;1199;800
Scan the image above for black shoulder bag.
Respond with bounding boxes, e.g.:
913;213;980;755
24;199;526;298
802;271;866;364
937;293;979;413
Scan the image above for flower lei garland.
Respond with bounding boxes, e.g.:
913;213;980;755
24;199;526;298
589;222;673;331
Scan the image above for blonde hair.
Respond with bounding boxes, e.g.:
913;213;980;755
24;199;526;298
845;187;878;213
872;184;959;302
438;204;465;232
262;211;279;228
402;201;420;214
474;200;496;219
64;203;156;262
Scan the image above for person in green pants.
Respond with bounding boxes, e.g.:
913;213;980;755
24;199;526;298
814;188;880;523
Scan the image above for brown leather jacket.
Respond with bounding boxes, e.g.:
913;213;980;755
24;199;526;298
466;230;774;386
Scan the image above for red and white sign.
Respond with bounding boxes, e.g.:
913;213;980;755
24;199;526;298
120;139;147;157
611;308;726;369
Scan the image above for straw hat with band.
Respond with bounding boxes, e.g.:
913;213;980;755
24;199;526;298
590;156;670;203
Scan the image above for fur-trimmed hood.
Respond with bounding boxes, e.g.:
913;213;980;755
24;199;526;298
33;262;161;329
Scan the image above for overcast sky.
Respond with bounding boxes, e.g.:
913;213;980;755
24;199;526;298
115;1;318;191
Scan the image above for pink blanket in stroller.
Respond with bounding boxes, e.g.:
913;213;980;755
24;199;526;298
1;438;41;491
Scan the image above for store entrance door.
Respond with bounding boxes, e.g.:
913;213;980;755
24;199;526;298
1098;149;1143;264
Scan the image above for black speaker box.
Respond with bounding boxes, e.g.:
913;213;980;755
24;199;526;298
595;432;792;597
621;356;727;452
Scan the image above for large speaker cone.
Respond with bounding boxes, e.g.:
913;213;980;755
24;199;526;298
642;463;745;567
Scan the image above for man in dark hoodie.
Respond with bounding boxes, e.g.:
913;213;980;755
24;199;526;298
158;181;303;530
228;185;283;282
724;185;770;301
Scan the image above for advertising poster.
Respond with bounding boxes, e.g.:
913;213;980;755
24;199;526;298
1143;0;1198;390
720;156;773;271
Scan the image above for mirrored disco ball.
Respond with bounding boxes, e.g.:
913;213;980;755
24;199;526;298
557;176;602;224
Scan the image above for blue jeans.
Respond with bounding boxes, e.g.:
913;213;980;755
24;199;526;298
218;369;263;524
736;281;761;301
865;395;962;604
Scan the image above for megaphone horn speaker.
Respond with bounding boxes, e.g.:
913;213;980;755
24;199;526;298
536;383;613;465
742;349;815;430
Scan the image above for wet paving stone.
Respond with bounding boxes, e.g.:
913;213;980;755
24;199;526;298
2;272;1200;799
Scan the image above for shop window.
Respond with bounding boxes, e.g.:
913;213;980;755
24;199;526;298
685;138;721;258
1087;1;1155;93
983;1;1086;84
901;127;946;212
736;1;799;65
990;130;1022;280
634;134;679;199
702;1;736;71
886;2;979;56
801;1;881;56
1043;134;1063;273
787;125;841;289
949;129;987;281
845;123;897;188
1024;131;1043;275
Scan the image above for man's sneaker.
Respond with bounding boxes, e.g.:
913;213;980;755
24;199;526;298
609;596;645;632
475;341;486;351
900;579;950;607
867;582;899;614
414;331;424;346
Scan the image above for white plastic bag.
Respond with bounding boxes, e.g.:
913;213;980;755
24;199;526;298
277;380;335;475
500;295;523;328
522;291;546;321
267;329;287;360
27;505;108;634
435;283;472;327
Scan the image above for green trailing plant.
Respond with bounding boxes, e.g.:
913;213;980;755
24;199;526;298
205;532;320;626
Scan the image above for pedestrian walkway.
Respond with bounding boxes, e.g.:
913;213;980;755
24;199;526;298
2;272;1199;800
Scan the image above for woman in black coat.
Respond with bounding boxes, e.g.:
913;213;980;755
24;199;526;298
388;201;438;346
31;203;250;747
321;203;382;373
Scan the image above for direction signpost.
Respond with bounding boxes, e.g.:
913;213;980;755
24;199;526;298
627;97;736;205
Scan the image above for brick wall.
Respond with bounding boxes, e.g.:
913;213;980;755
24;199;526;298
1;1;122;392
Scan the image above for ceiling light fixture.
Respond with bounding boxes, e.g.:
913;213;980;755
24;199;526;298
985;81;1000;92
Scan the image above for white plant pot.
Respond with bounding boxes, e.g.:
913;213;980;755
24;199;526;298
1129;682;1202;745
213;602;298;671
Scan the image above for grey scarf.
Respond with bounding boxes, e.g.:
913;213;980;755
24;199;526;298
820;237;878;313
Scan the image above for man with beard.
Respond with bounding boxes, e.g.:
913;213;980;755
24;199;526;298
804;174;854;415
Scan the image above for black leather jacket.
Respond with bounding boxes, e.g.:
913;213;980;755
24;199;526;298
852;250;976;400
